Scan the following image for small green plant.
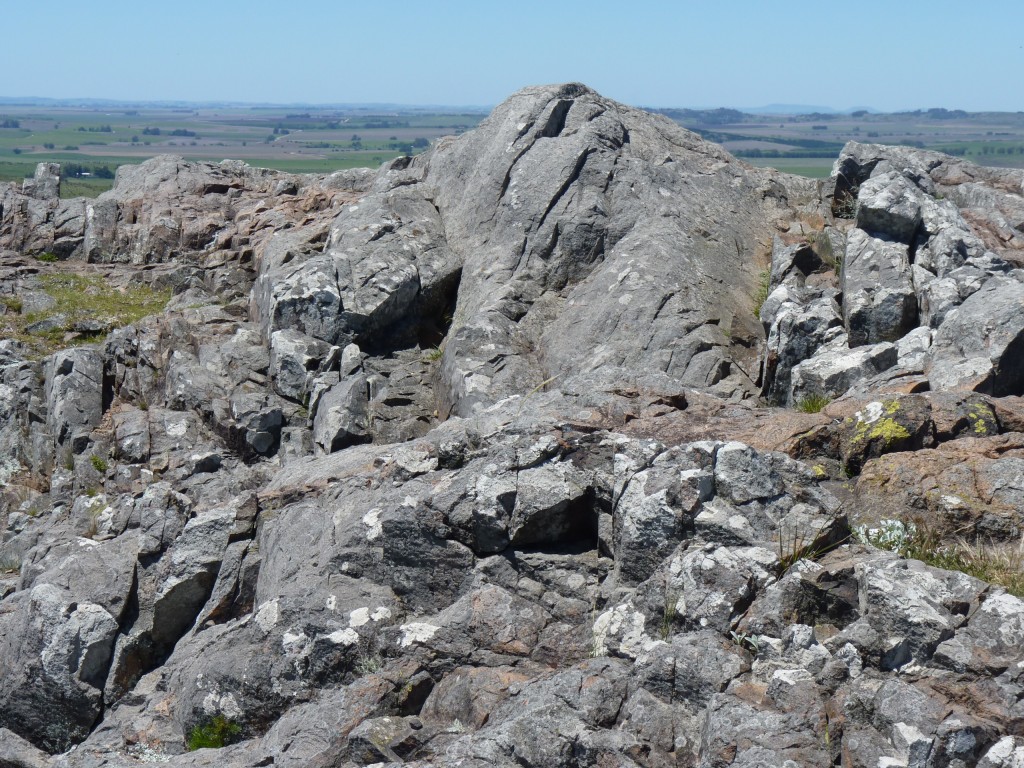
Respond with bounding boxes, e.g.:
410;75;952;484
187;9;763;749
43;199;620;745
795;394;832;414
89;454;108;473
854;518;917;555
35;252;59;263
0;296;22;313
753;269;771;319
186;715;241;751
729;630;761;654
776;512;846;577
354;654;382;676
424;346;444;362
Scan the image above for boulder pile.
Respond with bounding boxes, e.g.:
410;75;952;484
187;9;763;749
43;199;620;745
2;84;1024;767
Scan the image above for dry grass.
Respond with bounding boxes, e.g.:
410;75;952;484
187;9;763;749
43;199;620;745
859;518;1024;597
908;533;1024;598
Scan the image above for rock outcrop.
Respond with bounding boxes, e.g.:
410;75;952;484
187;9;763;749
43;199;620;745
2;86;1024;767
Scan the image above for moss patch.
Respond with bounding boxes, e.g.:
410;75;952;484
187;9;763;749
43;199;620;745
0;273;171;358
187;715;242;751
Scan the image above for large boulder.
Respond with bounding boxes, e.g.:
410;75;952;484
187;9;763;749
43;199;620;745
841;228;917;346
927;276;1024;394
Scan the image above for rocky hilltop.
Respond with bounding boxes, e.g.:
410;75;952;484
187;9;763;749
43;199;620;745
1;83;1024;767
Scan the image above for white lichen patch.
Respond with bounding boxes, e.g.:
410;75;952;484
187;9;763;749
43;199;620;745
325;628;359;646
165;416;188;439
254;599;280;632
349;607;370;627
592;602;650;658
282;629;308;655
399;622;440;648
854;401;884;425
362;509;382;541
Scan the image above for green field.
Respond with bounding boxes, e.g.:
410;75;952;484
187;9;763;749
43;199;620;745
743;157;835;178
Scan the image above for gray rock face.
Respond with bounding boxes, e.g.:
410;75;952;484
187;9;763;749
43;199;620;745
760;287;844;405
23;163;61;201
927;276;1024;395
45;348;104;457
4;89;1024;768
0;163;86;258
427;83;807;413
855;171;925;243
312;373;370;453
841;228;917;346
789;337;898;403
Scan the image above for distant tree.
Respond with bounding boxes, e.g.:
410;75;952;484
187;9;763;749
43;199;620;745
131;135;139;143
412;137;429;148
0;118;20;128
43;142;55;149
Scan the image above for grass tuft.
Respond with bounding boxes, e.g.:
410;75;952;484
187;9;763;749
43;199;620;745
795;393;832;414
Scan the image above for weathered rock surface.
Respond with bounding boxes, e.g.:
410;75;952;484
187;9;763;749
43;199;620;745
2;88;1024;767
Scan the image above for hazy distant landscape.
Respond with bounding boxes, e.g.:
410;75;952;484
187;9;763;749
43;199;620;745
660;106;1024;178
2;99;1024;196
0;101;488;196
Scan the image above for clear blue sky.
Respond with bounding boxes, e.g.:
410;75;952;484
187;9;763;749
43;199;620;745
3;0;1021;111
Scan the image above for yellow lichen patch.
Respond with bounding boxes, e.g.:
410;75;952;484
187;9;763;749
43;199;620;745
866;418;911;445
849;400;908;446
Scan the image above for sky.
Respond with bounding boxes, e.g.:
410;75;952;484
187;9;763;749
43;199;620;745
2;0;1021;112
